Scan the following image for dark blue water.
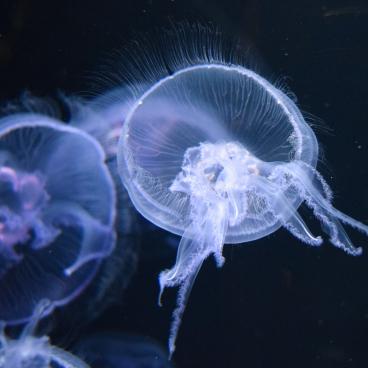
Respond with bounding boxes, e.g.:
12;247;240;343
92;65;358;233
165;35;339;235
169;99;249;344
1;1;368;367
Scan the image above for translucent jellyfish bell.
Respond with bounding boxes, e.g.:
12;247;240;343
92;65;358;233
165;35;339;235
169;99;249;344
117;27;368;356
0;300;90;368
0;113;116;324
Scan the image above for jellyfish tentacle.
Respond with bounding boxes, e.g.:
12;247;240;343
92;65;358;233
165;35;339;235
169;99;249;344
158;225;208;306
43;201;115;276
290;161;368;233
30;218;61;250
158;228;207;357
254;175;322;246
158;200;228;299
167;257;203;359
304;197;362;255
50;346;91;368
211;201;228;267
305;185;368;238
159;200;229;357
0;322;6;347
20;299;52;340
0;299;91;367
283;210;323;246
285;161;366;255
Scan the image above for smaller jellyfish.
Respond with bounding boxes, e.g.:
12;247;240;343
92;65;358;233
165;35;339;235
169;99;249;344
63;89;142;322
0;300;90;368
76;332;172;368
68;87;143;231
117;25;368;357
68;86;142;160
0;112;116;324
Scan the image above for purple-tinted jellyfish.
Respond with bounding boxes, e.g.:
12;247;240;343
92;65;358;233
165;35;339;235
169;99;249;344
0;113;116;324
64;89;141;322
117;27;368;356
76;332;172;368
0;300;90;368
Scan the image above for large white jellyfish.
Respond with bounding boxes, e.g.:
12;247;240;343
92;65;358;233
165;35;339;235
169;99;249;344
0;300;90;368
117;26;368;356
0;113;116;324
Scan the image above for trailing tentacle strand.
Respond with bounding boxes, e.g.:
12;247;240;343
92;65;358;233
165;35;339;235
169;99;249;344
279;161;367;255
159;200;229;357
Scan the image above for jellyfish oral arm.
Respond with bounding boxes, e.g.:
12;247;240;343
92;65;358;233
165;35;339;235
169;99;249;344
44;201;115;276
0;300;90;368
158;200;228;358
150;136;367;357
253;175;322;246
269;161;367;255
158;200;228;298
50;346;91;368
158;141;261;357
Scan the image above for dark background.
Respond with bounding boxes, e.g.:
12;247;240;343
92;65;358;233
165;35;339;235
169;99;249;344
1;1;368;367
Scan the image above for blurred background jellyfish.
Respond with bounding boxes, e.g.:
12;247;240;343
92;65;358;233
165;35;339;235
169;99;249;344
76;332;173;368
0;112;116;324
60;88;141;325
117;25;368;356
68;87;138;160
0;299;90;368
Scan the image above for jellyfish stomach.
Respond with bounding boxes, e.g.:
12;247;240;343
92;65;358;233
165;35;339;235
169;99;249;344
0;167;58;262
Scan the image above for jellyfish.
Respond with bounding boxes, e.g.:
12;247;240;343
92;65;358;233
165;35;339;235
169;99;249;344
68;86;143;160
0;299;90;368
62;89;142;323
116;25;368;357
76;332;172;368
0;112;116;324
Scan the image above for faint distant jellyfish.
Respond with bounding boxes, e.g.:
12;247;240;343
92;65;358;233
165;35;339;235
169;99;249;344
69;86;141;159
0;299;90;368
65;88;142;323
76;332;172;368
68;87;138;233
0;113;116;324
117;34;368;357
